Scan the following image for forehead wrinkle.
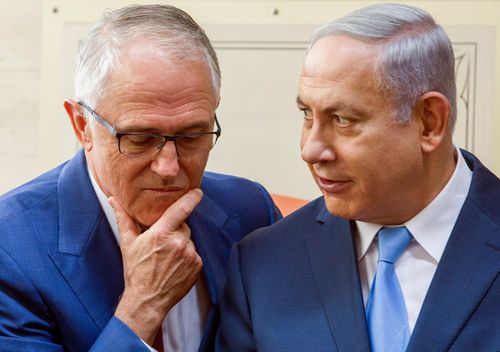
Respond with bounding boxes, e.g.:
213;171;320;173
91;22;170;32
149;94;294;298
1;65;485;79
299;76;382;119
99;84;215;122
118;91;214;112
298;75;342;107
98;52;216;113
303;36;380;87
116;105;212;126
103;81;215;105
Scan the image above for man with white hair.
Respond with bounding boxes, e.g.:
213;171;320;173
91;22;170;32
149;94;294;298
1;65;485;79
0;4;280;351
217;3;499;351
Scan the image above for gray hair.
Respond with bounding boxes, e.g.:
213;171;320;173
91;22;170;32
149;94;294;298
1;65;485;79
307;3;456;130
74;4;221;110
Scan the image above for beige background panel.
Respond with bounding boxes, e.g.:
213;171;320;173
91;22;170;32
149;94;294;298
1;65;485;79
0;1;41;194
206;24;315;198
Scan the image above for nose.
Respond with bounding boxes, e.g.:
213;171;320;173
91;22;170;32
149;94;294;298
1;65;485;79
150;140;180;178
300;124;336;164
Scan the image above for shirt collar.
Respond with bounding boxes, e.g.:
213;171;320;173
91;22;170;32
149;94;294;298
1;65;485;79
86;163;120;244
356;147;472;263
355;221;381;262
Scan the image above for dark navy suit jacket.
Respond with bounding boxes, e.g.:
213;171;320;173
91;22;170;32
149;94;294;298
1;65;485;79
0;150;281;351
217;150;499;351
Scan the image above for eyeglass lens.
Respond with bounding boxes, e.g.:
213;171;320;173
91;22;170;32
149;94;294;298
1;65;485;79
119;133;217;157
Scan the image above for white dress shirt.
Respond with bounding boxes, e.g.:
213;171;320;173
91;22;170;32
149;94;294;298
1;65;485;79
355;148;472;332
87;167;210;352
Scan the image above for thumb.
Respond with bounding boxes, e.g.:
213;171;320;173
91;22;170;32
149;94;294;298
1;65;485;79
108;196;139;247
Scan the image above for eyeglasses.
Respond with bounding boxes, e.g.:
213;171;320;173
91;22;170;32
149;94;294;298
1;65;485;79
78;101;221;158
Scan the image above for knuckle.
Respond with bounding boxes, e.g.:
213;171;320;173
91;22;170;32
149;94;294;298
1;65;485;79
167;235;189;252
194;256;203;271
179;204;192;218
182;223;191;236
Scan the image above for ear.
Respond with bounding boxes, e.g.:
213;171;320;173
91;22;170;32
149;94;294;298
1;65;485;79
64;99;93;151
415;92;450;154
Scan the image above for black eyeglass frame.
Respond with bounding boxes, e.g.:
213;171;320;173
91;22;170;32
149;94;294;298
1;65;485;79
77;101;221;156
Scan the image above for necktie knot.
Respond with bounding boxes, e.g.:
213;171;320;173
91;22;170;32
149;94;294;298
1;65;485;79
377;226;412;264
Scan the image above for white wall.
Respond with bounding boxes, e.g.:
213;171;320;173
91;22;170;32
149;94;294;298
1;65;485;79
0;0;42;194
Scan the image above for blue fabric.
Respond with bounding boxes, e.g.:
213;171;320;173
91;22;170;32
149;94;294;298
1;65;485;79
216;150;500;352
0;149;281;352
366;227;412;352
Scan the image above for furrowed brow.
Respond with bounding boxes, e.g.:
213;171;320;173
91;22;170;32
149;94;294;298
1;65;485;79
115;119;211;134
296;96;307;107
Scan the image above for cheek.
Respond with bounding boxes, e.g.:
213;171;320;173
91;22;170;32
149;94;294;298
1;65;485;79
358;140;420;192
107;156;147;197
182;154;209;186
307;163;317;181
338;136;392;191
89;146;121;189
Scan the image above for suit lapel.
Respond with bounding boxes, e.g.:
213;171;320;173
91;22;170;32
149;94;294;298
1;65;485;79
408;192;500;351
48;151;124;331
305;207;370;352
189;194;238;306
189;193;239;351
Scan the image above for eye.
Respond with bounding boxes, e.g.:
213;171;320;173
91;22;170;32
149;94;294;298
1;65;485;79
299;108;312;120
179;134;202;144
177;133;213;152
125;134;158;146
335;115;351;126
119;134;161;154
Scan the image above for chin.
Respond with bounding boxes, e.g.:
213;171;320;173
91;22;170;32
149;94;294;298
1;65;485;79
323;196;356;220
323;197;341;215
131;205;165;229
324;203;344;218
135;212;162;229
132;195;180;228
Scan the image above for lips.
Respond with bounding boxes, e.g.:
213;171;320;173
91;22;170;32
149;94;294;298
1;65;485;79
144;186;184;194
316;176;351;193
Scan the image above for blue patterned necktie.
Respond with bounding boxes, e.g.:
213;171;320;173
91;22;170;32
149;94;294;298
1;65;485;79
366;226;412;352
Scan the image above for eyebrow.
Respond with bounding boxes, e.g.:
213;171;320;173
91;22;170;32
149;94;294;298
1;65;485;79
296;96;307;107
295;96;368;118
115;120;212;134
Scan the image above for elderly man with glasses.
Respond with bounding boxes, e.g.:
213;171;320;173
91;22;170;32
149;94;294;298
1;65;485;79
0;4;280;352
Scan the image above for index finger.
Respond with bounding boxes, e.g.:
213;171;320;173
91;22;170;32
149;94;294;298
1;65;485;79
151;188;203;233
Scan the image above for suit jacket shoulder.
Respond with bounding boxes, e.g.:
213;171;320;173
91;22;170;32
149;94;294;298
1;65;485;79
0;162;63;225
406;150;500;351
237;196;327;253
461;149;500;224
201;171;281;231
0;162;65;269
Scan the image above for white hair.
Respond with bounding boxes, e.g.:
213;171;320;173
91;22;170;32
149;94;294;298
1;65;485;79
74;4;221;111
307;3;456;130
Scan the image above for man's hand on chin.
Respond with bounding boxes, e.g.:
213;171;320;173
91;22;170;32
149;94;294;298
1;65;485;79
109;188;203;345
